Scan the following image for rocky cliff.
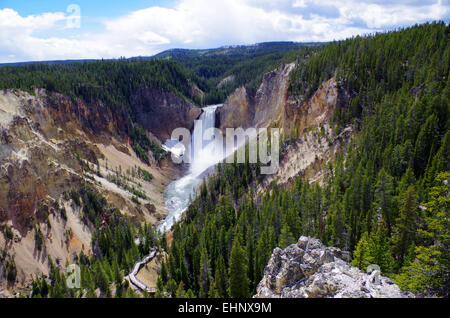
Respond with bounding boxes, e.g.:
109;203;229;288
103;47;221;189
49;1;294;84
131;87;201;141
254;236;410;298
217;63;295;131
0;87;194;293
217;62;352;188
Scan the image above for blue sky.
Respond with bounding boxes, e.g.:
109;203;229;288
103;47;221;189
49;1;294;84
0;1;175;34
0;0;448;63
0;0;174;16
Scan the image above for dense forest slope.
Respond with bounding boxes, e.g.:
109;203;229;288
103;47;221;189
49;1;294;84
156;22;449;299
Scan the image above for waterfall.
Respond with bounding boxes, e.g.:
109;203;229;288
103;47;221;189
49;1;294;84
158;104;223;233
190;104;222;177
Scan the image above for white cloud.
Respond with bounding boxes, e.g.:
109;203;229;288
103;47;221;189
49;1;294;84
0;0;448;63
337;0;448;28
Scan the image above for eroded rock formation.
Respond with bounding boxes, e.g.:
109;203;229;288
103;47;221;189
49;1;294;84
217;63;295;131
254;236;410;298
0;88;190;291
131;87;201;141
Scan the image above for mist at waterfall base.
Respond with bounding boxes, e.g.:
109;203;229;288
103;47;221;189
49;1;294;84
158;105;227;233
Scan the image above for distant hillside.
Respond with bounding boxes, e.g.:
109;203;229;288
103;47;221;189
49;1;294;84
0;59;98;67
154;42;324;104
0;42;322;105
153;42;320;59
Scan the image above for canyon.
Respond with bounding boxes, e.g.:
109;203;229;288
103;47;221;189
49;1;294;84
1;58;356;296
0;87;197;295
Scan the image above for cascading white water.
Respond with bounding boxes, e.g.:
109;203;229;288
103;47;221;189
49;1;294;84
158;105;223;232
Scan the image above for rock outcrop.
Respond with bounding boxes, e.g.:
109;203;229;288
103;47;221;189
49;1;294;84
216;86;254;130
217;63;295;131
284;77;349;133
131;87;201;141
257;124;353;192
254;236;410;298
217;75;235;89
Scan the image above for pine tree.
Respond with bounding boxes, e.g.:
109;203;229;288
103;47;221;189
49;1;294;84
278;223;296;249
424;130;449;189
228;236;249;298
94;261;109;294
208;280;219;298
166;279;178;297
198;248;211;298
331;202;345;248
395;172;450;295
185;289;196;298
370;222;395;274
156;276;165;297
374;168;395;234
160;261;168;284
112;258;122;287
180;256;190;290
351;232;375;271
414;114;439;176
214;255;228;298
176;281;186;298
392;185;419;268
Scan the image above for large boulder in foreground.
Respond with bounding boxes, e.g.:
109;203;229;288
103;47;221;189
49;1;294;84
254;236;411;298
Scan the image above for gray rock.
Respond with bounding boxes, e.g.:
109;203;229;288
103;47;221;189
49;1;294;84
254;236;410;298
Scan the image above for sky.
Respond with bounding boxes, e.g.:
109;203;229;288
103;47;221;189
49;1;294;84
0;0;448;63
